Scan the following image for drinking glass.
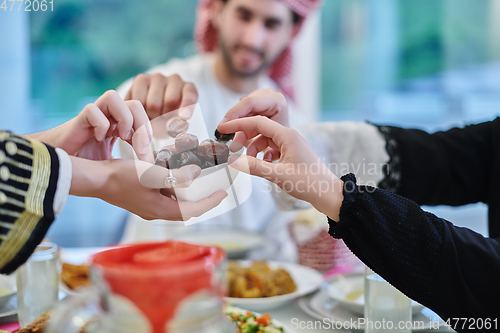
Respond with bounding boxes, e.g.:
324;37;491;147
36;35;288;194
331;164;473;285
364;266;411;333
16;242;59;328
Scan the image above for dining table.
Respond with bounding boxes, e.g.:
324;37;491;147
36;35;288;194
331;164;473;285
0;247;458;333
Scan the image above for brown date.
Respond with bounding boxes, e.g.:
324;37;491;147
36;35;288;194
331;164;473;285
200;160;216;169
155;145;178;169
214;128;235;142
179;151;202;167
175;133;199;152
166;117;189;137
196;141;229;165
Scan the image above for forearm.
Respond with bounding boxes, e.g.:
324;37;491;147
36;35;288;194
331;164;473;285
69;156;111;198
23;123;68;150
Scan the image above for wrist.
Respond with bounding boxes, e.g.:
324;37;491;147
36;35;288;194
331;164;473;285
69;156;111;198
311;177;344;222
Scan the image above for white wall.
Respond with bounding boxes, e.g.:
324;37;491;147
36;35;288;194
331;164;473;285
292;10;321;123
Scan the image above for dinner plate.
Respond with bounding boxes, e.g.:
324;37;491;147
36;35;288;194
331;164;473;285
324;273;424;315
175;229;265;259
300;289;448;331
225;260;323;311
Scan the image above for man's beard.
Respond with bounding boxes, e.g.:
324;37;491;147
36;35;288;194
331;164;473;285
220;41;272;78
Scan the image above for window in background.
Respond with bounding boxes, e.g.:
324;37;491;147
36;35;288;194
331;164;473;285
320;0;500;128
30;0;198;123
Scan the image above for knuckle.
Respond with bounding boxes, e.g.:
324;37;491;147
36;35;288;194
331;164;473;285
184;82;197;94
134;73;149;84
239;96;252;107
169;73;182;81
128;99;143;109
164;96;181;110
103;89;116;99
82;103;95;113
146;101;162;113
105;89;121;103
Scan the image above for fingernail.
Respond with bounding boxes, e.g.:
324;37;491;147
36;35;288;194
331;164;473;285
179;107;192;119
185;164;201;176
219;117;228;124
229;141;243;152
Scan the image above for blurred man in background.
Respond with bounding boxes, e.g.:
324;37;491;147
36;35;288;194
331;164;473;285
116;0;320;261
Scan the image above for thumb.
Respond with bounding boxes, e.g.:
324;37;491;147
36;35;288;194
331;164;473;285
228;154;278;181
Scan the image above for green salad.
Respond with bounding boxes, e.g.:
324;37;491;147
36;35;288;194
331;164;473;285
225;306;284;333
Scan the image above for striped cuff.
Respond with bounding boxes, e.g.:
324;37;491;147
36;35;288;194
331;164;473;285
54;148;71;215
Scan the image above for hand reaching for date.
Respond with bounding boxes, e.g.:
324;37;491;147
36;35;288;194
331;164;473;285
217;89;290;151
125;73;198;120
218;116;344;221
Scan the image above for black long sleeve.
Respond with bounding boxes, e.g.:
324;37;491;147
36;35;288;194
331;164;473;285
376;117;500;237
329;174;500;332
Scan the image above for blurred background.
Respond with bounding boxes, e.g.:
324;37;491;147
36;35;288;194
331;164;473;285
1;0;498;247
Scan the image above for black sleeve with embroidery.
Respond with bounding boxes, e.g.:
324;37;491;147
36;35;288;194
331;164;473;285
376;118;500;206
0;131;59;275
329;174;500;331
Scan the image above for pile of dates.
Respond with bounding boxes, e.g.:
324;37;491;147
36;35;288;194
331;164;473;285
155;133;230;170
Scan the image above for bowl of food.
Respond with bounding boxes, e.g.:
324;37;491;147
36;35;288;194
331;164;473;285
0;274;16;308
154;132;240;202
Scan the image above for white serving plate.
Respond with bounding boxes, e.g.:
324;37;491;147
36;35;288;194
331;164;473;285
298;289;448;330
324;273;423;315
225;261;323;311
174;162;239;202
176;229;265;259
